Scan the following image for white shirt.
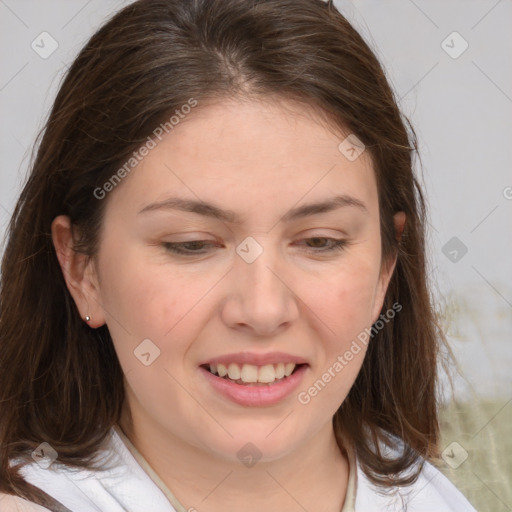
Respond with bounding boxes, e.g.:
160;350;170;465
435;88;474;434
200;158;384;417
6;425;477;512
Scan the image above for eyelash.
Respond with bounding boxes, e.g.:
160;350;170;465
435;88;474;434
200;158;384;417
162;237;348;256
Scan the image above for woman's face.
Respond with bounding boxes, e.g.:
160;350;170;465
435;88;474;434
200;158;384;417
68;97;400;462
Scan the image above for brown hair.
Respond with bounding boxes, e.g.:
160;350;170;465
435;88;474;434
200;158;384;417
0;0;448;502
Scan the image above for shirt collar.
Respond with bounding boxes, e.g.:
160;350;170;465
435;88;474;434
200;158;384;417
114;423;358;512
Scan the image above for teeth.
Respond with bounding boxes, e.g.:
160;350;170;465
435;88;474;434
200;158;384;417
258;364;276;383
240;364;258;383
284;363;295;377
227;363;241;380
207;362;298;384
217;363;228;377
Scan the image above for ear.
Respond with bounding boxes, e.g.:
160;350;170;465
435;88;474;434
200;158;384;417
371;211;406;322
51;215;106;328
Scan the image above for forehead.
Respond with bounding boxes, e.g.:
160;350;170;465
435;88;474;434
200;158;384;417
104;96;378;222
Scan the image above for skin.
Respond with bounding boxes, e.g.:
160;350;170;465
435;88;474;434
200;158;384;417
52;96;405;512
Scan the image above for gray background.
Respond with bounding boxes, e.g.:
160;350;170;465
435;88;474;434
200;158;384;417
1;1;510;400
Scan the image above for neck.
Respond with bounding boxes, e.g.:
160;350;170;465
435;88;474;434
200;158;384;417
118;408;350;512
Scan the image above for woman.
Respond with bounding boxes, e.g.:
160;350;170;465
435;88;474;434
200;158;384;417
0;0;477;510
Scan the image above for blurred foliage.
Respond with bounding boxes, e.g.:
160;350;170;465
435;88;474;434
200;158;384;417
435;398;512;512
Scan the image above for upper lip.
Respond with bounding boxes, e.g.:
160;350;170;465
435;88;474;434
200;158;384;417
200;351;308;367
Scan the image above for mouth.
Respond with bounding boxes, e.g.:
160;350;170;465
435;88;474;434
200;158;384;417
199;360;309;406
201;362;307;386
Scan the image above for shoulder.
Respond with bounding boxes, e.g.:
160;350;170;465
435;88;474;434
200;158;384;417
7;427;179;512
401;458;476;511
353;435;477;512
0;493;52;512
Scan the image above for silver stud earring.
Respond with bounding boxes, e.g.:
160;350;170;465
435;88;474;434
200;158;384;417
85;315;91;322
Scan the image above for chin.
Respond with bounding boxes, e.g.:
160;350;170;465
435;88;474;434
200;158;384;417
197;421;305;464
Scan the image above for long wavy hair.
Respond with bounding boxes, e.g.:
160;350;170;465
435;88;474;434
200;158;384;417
0;0;448;502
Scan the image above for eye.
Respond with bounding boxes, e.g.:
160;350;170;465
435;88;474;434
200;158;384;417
297;237;347;253
162;240;220;255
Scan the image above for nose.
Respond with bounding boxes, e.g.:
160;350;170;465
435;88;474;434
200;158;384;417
220;240;299;336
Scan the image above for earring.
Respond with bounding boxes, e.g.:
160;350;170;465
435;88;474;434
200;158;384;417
85;315;91;322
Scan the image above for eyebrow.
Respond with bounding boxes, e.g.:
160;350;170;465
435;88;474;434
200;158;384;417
138;194;368;223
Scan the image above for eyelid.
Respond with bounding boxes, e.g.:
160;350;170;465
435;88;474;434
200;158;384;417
161;235;349;256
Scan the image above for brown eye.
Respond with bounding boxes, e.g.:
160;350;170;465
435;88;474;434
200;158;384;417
162;240;219;255
299;237;347;253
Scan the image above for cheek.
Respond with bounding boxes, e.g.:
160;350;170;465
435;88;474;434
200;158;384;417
299;254;381;346
295;264;379;414
98;252;218;432
323;272;376;323
97;245;222;369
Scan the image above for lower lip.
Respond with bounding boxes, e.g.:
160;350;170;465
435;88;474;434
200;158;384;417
200;365;308;407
